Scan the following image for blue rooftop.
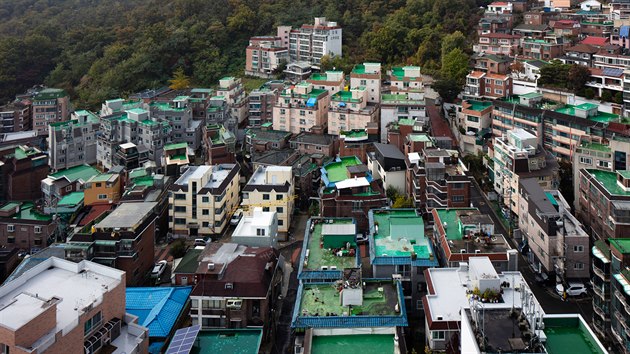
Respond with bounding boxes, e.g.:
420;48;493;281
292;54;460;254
126;286;193;346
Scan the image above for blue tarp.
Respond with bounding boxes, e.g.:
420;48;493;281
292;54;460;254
621;26;630;38
306;97;317;107
338;102;346;107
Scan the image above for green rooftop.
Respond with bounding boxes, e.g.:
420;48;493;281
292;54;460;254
323;156;362;183
310;73;338;81
521;92;543;99
543;316;606;354
434;208;480;241
173;249;203;274
391;67;421;80
332;90;362;103
126;108;147;114
340;130;367;138
408;134;431;142
305;219;357;271
131;176;156;188
588;169;630;196
299;281;400;317
466;100;493;112
372;209;432;258
89;173;118;183
49;165;101;183
0;202;21;212
609;239;630;255
191;329;262;354
34;88;67;100
13;203;51;221
554;105;624;123
128;168;148;179
13;146;41;160
579;141;610;152
381;94;424;105
58;192;84;207
149;102;187;112
397;118;416;126
311;335;395;354
281;88;328;101
164;142;188;150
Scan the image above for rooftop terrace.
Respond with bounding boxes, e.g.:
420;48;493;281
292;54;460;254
331;90;362;103
310;334;395;354
381;94;425;105
554;104;625;123
301;219;358;278
587;169;630;196
322;156;362;184
434;208;510;255
369;209;437;266
190;329;262;354
465;100;493;112
543;316;606;354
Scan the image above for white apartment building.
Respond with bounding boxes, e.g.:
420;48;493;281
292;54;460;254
350;62;382;103
380;66;426;143
48;110;100;171
242;166;294;233
272;82;330;134
231;207;279;248
216;77;249;125
328;86;379;135
307;71;345;94
169;164;240;238
281;17;342;68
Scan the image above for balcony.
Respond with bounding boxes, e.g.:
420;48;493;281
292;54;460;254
593;264;610;281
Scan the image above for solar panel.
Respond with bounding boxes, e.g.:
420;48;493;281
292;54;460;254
602;67;623;77
165;325;201;354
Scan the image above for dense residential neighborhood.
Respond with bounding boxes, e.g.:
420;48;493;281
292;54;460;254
3;0;630;353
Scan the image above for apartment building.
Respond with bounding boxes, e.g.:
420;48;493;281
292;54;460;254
203;123;236;165
464;71;512;100
0;202;55;252
0;101;30;133
478;13;514;35
217;77;249;126
381;94;426;144
521;36;568;61
242;166;294;234
558;43;599;66
431;208;516;272
472;53;511;74
283;17;342;68
41;164;101;206
162;142;190;178
577;169;630;241
307;71;345;94
189;243;282;343
100;98;143;116
0;257;148;354
245;36;289;78
350;62;382;103
248;88;279;126
31;88;70;134
368;143;407;194
405;149;471;211
454;100;493;153
338;127;379;163
48;110;99;171
272;82;330;134
552;19;581;38
319;156;388;231
232;208;278;248
513;24;550;39
83;173;122;206
245;123;292;153
97;108;172;170
587;66;625;97
387;119;427;152
473;33;521;56
580;20;614;38
169;164;240;238
147;99;203;151
289;132;337;157
328;86;379;135
518;179;589;281
0;145;48;202
491;128;559;216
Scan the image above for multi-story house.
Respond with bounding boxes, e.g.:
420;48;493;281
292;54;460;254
405;148;471;211
83;172;122;206
0;257;149;354
189;243;282;343
48;110;99;171
368;143;407;194
478;13;514;35
148;99;203;151
0;101;30;133
366;208;439;314
203;123;236;165
558;43;599;66
350;62;382;103
97;108;172;170
338;127;379;163
464;71;512;100
289;132;337;157
431;207;516;271
591;239;613;341
169;164;240;238
41;164;101;206
245;123;292;153
307;71;345;95
552;19;581;38
100;98;143;116
272;82;329;134
319;156;388;231
611;25;630;50
283;17;342;68
518;179;590;281
245;36;289;78
487;1;513;13
0;145;48;202
523;10;560;26
473;33;521;56
587;66;625;97
610;0;630;20
512;24;550;39
592;51;630;70
162;142;190;177
248;88;279;127
0;202;56;252
217;76;249;126
453;100;493;153
491;128;559;216
328;86;379;135
521;36;568;60
232;208;278;248
31;88;70;134
242;166;294;234
580;19;614;38
472;53;511;74
577;169;630;240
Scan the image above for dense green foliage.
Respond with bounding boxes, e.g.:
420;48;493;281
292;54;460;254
538;60;591;92
0;0;485;109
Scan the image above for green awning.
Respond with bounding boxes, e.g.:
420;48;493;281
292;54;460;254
95;240;118;246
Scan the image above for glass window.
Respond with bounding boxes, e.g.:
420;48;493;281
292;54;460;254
263;194;270;200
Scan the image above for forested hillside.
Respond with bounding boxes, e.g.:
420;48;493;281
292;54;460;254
0;0;488;108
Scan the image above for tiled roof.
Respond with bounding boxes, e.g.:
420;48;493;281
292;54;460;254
126;286;193;338
581;36;609;46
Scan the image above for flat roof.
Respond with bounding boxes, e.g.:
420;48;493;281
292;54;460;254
466;100;493;112
247;165;291;185
49;165;101;183
232;210;277;237
371;209;432;259
0;258;123;332
304;219;358;271
323;156;362;183
587;169;630;196
609;239;630;255
543;316;607;354
96;202;156;229
311;334;395;354
554;105;623;123
191;329;262;354
58;191;84;207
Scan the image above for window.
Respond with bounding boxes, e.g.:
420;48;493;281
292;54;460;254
242;193;249;199
485;87;492;93
174;206;186;213
579;157;592;165
417;300;424;310
467;116;479;123
98;194;108;200
452;195;465;202
202;222;209;227
84;311;102;336
574;263;584;270
278;220;284;226
494;89;503;95
6;225;14;233
276;194;283;200
574;245;584;252
66;185;73;192
263;207;270;212
352;201;361;211
202;209;209;215
277;207;283;213
257;228;266;236
452;183;464;189
202;196;210;203
174;218;186;225
34;238;42;246
34;226;41;234
7;236;15;244
174;193;186;200
432;331;445;340
263;194;270;200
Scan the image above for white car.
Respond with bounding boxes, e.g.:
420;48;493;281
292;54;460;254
151;260;167;279
230;210;243;226
556;282;587;297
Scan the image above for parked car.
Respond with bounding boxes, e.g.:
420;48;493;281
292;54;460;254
151;260;167;279
194;238;207;247
556;282;587;297
230;209;243;226
356;233;368;244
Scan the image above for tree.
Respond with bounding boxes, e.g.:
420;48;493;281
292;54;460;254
584;88;595;100
441;31;466;58
601;90;612;102
168;67;191;90
440;48;469;86
614;91;624;104
538;60;569;88
169;239;187;259
558;160;574;210
386;185;401;202
567;64;591;92
392;195;414;208
432;78;461;103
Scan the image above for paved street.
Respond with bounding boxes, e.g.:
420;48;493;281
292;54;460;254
469;178;594;321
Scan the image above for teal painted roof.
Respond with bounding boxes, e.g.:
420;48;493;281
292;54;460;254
49;165;101;183
58;192;84;207
126;286;193;338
